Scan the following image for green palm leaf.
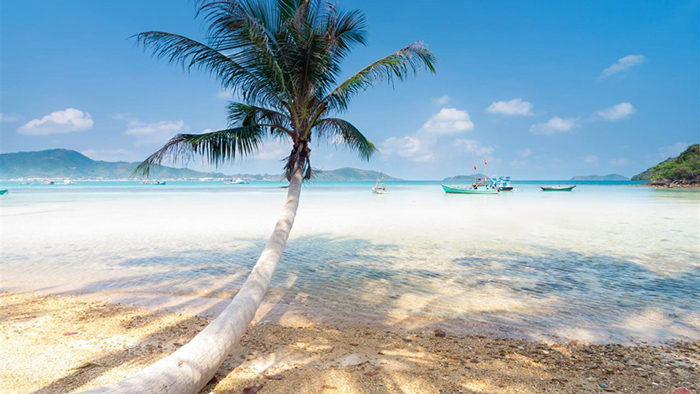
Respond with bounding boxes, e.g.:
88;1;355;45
323;41;437;112
133;126;269;177
135;0;436;180
313;117;378;161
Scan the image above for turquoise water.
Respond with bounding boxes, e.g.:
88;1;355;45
1;180;698;343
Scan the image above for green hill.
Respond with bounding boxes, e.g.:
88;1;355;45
570;174;629;181
443;174;488;182
0;149;401;181
632;144;700;186
312;167;401;181
0;149;227;179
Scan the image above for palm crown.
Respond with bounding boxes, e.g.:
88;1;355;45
135;0;437;180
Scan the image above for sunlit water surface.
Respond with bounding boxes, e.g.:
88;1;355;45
1;181;698;343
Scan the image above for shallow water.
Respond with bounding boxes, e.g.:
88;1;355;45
1;181;698;343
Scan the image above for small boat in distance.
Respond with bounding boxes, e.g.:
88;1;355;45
493;176;513;191
0;189;8;195
141;180;167;185
541;185;576;191
442;176;499;194
224;178;249;184
372;178;387;194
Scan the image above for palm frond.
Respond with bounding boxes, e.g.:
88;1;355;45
323;41;437;112
133;126;266;177
313;118;378;161
227;102;293;135
195;0;288;91
134;31;282;106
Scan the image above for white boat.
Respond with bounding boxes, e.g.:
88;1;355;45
141;179;166;185
372;179;387;194
224;178;249;184
491;176;513;191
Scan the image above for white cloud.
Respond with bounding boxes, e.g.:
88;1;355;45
17;108;93;136
602;54;646;77
529;116;579;136
381;136;434;162
485;98;533;116
420;108;474;134
608;158;628;166
254;139;290;160
0;113;19;123
125;119;186;146
596;102;635;120
433;95;450;105
453;139;494;156
520;148;532;158
81;149;133;162
582;155;599;164
217;89;235;99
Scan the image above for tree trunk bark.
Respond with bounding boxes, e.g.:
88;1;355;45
72;166;304;394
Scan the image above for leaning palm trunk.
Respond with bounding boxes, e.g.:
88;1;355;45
73;167;303;394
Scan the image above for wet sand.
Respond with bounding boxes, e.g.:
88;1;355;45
1;292;698;394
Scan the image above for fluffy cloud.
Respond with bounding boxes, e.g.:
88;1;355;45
381;136;434;162
18;108;93;136
433;95;450;105
0;113;19;123
217;89;235;99
582;155;599;164
485;98;533;116
608;158;628;166
601;54;646;77
125;119;185;146
254;139;290;160
529;116;579;136
420;108;474;134
520;148;532;158
453;139;494;156
596;102;635;120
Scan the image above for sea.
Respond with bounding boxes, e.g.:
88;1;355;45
1;180;698;344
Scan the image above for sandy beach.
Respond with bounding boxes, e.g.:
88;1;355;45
2;292;698;394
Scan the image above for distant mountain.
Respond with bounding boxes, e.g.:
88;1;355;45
632;144;700;186
570;174;629;181
312;167;401;181
0;149;227;179
443;174;488;182
0;149;401;181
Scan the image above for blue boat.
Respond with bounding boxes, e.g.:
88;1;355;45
492;176;513;191
442;177;499;194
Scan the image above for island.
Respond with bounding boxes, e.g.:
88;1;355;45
0;149;400;181
570;174;629;181
443;173;488;182
632;144;700;187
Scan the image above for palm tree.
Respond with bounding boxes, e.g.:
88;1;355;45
76;1;435;392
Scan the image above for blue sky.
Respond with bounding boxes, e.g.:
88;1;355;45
2;0;698;179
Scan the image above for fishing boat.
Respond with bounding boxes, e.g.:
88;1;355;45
0;189;7;195
372;179;387;194
442;177;499;194
224;178;249;184
142;180;166;185
540;185;576;191
492;176;513;191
